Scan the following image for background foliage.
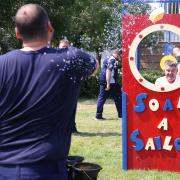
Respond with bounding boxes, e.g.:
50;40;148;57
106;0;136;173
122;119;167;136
0;0;121;56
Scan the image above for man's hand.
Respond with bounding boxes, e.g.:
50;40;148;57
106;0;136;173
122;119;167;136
105;69;111;91
105;83;110;91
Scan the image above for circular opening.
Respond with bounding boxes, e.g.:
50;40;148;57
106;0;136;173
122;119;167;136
129;24;180;92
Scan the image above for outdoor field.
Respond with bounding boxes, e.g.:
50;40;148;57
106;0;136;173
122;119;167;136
70;99;180;180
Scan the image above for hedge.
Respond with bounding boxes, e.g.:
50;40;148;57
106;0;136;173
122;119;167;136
79;70;163;98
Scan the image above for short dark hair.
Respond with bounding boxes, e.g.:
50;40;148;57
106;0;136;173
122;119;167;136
15;4;49;41
113;49;121;56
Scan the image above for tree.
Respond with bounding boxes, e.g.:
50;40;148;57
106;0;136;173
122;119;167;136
0;0;153;56
0;0;22;53
103;1;152;51
0;0;114;59
56;0;116;63
0;0;77;53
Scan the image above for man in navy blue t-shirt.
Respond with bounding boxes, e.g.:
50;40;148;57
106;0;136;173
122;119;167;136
0;4;97;180
95;50;122;120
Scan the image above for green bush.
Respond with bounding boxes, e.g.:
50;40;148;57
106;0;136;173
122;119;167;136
140;70;163;83
79;70;162;98
79;75;100;98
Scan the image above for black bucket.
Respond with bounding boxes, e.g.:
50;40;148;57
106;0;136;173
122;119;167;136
72;162;102;180
66;156;84;180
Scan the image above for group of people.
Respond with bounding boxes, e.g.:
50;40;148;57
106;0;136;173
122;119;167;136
1;2;180;180
59;40;122;125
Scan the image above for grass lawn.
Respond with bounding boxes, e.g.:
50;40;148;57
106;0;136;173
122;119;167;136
69;99;180;180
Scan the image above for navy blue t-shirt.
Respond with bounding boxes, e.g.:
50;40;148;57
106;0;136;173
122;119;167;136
0;47;96;164
99;56;119;84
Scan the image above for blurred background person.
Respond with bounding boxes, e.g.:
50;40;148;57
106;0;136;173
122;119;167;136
59;39;79;133
95;49;122;120
59;39;70;48
173;47;180;76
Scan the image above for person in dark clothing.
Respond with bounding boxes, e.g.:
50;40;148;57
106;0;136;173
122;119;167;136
95;50;122;120
59;39;78;133
0;4;97;179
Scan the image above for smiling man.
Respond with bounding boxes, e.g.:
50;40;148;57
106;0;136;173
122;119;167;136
155;60;180;87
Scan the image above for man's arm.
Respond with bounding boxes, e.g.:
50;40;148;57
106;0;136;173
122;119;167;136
66;48;97;81
105;69;112;90
91;60;99;76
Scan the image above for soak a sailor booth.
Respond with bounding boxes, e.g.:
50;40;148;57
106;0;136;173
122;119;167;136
122;13;180;172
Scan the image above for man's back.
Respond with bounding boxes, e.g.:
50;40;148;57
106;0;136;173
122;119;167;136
0;47;96;164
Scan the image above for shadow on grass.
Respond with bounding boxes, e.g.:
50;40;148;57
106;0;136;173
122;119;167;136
73;132;122;137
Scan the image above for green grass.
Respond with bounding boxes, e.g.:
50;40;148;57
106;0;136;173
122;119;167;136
69;99;180;180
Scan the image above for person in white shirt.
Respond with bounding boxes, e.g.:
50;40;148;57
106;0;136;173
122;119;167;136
155;60;180;87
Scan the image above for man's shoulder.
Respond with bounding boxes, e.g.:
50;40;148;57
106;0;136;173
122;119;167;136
108;56;115;61
0;49;19;61
156;76;166;81
0;49;19;56
155;76;166;85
